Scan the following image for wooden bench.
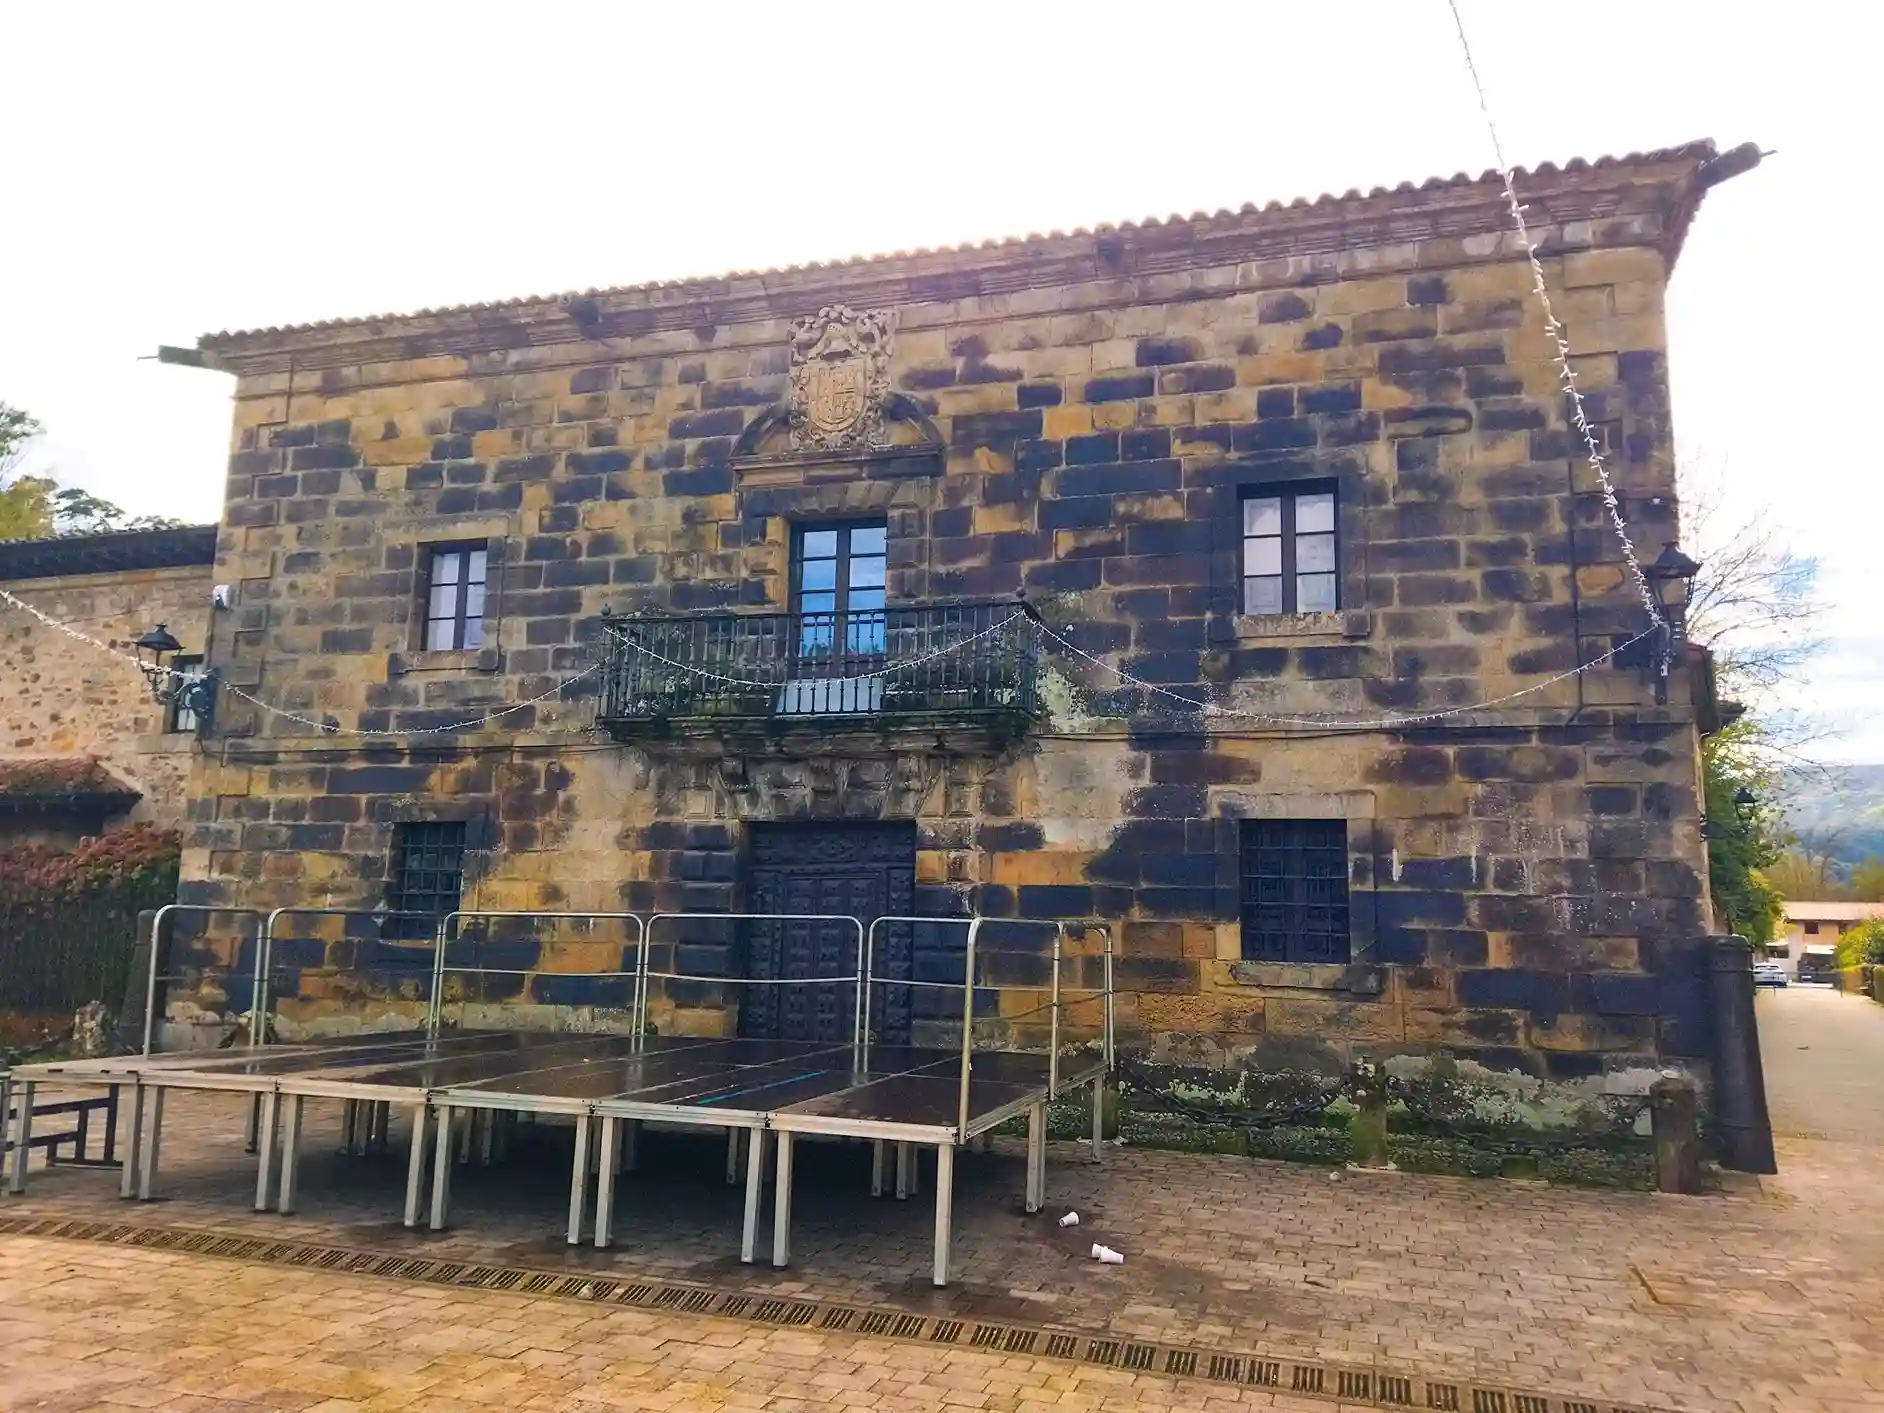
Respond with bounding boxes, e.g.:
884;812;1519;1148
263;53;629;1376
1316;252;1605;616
1;1072;120;1171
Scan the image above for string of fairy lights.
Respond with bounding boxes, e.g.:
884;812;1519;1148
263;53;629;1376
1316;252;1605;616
0;3;1673;741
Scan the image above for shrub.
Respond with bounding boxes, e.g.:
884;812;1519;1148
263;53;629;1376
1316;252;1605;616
1835;917;1884;969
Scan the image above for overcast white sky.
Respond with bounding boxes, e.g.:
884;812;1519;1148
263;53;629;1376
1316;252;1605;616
3;2;1877;755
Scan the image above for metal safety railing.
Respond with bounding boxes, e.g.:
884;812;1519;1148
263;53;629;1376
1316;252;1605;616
428;911;648;1036
146;900;1117;1148
142;905;265;1055
861;915;1116;1138
637;913;868;1048
253;908;447;1050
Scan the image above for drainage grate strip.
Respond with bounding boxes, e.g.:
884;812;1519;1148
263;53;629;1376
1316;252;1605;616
0;1214;1664;1413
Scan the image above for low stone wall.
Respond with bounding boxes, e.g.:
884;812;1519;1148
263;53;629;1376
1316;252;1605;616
1017;1048;1663;1190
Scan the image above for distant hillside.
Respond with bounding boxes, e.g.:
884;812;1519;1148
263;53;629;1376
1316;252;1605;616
1778;763;1884;870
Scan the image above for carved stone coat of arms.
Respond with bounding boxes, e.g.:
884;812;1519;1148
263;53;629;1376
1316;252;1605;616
788;305;895;452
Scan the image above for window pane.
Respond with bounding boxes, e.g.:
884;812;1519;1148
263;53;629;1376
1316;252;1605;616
462;617;484;650
464;583;487;619
849;525;886;555
1244;576;1283;615
801;559;837;591
1296;532;1336;573
428;584;458;619
1296;492;1335;534
801;529;838;559
465;549;487;584
846;618;886;654
169;658;204;733
431;551;461;586
847;588;885;613
800;591;836;616
1242;497;1281;536
849;555;886;589
1243;536;1281;576
426;617;458;651
1297;573;1338;612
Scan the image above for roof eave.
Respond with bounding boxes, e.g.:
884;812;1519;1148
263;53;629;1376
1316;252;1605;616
191;141;1737;375
1665;141;1766;275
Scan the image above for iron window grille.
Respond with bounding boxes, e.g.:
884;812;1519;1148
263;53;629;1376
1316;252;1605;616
1239;819;1351;964
385;820;468;941
424;544;489;651
1240;485;1338;615
166;656;206;733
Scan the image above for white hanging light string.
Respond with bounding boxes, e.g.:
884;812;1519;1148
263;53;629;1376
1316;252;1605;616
1444;0;1666;630
1027;614;1658;730
222;667;600;738
0;584;195;682
8;577;1661;737
0;582;598;738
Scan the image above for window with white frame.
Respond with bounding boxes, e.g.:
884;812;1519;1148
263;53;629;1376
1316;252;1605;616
1241;486;1338;615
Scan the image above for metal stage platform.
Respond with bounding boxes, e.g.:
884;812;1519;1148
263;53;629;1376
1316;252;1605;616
5;914;1113;1287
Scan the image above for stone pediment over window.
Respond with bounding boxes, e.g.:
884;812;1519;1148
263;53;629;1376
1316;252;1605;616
732;304;943;478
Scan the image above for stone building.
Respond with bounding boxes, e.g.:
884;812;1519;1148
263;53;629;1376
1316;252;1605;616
0;527;217;846
162;140;1757;1084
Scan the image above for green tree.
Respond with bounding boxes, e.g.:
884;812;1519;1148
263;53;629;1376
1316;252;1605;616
1765;849;1849;901
1849;857;1884;902
49;486;183;536
0;401;55;540
0;401;183;539
1703;717;1785;942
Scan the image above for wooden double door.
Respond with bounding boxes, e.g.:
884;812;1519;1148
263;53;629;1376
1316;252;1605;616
741;821;915;1045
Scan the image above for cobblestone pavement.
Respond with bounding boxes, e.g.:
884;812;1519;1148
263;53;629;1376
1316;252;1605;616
3;992;1882;1411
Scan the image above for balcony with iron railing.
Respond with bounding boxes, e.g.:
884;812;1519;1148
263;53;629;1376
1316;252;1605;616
595;598;1042;743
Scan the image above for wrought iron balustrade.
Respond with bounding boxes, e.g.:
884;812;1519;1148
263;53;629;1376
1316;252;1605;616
596;599;1040;738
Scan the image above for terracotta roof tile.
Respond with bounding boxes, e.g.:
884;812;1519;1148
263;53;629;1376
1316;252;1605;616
200;141;1722;348
0;756;141;803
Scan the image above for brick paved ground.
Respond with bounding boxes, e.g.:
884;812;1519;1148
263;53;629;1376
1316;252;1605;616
4;988;1882;1412
0;1233;1337;1413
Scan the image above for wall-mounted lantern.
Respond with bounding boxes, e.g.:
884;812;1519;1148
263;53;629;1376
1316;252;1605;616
133;622;217;733
1643;543;1702;704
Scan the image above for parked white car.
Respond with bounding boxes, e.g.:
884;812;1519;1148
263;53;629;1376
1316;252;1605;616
1753;961;1788;988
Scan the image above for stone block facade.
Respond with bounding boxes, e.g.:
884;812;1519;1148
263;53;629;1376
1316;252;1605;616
166;142;1750;1087
0;530;217;843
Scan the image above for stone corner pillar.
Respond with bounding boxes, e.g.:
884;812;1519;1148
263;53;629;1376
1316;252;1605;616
1707;935;1777;1174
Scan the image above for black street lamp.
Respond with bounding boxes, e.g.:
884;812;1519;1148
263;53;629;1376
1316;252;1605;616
133;622;217;733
